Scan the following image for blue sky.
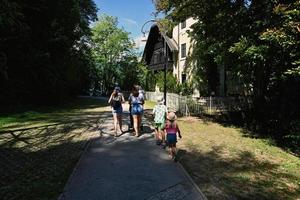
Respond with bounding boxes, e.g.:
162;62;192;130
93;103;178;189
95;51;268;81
94;0;157;51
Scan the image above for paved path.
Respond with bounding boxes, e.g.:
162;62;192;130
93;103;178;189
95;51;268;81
59;104;205;200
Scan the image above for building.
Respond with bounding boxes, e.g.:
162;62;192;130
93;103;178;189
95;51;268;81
142;24;178;73
142;17;233;97
142;18;200;96
172;17;198;85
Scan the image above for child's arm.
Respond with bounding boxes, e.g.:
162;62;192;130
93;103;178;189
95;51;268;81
164;128;167;137
152;106;156;114
108;94;113;104
177;125;182;139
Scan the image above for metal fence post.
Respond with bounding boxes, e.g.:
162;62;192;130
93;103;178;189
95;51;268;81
209;96;212;114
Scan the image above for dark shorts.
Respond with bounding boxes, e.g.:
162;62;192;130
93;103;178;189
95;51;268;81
167;134;177;145
112;106;123;114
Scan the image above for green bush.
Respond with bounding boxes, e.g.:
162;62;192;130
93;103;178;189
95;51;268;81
283;120;300;153
154;71;194;95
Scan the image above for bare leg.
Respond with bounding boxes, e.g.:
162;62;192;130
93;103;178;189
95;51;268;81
155;128;159;140
133;115;138;136
137;115;142;136
172;145;178;161
113;113;118;136
172;146;176;157
168;145;172;158
117;114;123;133
161;130;165;144
160;130;166;148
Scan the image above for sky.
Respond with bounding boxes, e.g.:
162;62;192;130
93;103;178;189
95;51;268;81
94;0;158;52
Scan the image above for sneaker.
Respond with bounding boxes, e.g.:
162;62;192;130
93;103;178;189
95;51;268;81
162;143;166;149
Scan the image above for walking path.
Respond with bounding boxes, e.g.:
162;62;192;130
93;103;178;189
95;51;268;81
59;103;205;200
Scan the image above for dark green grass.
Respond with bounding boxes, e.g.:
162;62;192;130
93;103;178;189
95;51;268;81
144;101;299;199
0;97;108;200
0;97;107;131
177;118;300;200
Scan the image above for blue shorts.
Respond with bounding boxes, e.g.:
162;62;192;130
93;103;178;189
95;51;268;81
167;134;177;145
131;104;143;115
112;106;123;114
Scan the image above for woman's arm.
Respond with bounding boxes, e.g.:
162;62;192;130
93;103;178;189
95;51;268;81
108;94;113;104
140;95;145;105
128;95;132;105
121;94;125;103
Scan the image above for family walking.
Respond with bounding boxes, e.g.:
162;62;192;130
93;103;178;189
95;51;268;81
108;85;182;161
108;85;144;137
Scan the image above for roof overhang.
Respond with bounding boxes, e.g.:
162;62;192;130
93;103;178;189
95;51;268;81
142;24;178;62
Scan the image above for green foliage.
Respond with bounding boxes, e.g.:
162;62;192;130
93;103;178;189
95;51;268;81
154;0;300;150
145;70;157;91
0;0;98;104
155;71;178;93
156;18;176;37
177;82;193;96
154;71;193;95
91;15;144;93
118;57;149;91
283;120;300;153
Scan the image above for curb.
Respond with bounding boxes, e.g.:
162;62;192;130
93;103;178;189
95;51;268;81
57;136;98;200
177;161;207;200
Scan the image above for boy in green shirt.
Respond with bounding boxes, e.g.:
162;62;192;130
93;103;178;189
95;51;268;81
152;96;167;146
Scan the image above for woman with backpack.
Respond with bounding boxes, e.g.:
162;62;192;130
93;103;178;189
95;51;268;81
128;85;144;137
108;87;125;137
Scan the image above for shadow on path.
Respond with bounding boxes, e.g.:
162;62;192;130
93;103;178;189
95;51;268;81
59;112;205;200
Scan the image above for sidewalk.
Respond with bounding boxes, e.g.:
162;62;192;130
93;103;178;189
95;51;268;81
59;104;206;200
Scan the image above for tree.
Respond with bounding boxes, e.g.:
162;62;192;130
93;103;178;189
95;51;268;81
91;15;146;93
153;0;300;149
0;0;98;104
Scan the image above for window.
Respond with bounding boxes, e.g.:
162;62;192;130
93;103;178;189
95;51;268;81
181;20;186;29
159;51;164;62
182;74;187;83
181;43;186;58
153;53;158;64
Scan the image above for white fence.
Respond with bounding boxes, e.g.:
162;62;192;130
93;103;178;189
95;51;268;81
145;92;252;116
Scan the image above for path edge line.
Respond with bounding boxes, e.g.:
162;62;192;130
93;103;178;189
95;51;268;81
177;161;207;200
57;136;98;200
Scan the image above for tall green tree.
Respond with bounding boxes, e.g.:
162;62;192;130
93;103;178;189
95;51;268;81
0;0;98;104
91;15;132;93
153;0;300;148
91;15;146;93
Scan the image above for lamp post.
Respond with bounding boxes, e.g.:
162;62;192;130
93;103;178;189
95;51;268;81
141;20;167;106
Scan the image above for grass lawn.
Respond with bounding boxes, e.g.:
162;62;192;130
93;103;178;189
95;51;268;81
145;101;300;200
0;97;108;131
0;97;109;200
144;100;156;110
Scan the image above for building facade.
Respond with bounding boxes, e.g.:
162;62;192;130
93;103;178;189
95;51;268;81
172;17;198;85
142;18;235;97
142;24;178;73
